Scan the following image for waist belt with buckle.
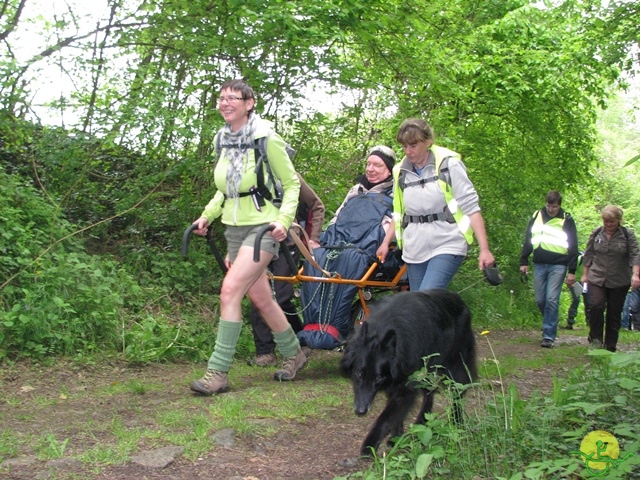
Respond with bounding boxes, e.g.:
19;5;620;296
403;213;455;228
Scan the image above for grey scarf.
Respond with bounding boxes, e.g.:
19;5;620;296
221;113;258;198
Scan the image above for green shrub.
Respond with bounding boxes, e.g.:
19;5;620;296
0;168;143;358
339;350;640;479
1;249;145;358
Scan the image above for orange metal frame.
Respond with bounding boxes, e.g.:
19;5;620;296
270;261;407;320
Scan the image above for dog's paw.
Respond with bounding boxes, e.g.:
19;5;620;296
359;445;376;458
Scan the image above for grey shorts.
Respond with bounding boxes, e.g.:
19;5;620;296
224;224;279;263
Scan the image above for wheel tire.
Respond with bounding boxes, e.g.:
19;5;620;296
347;301;366;339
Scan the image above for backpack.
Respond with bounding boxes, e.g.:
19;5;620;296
397;157;457;228
214;133;295;208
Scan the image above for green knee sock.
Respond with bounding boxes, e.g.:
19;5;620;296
273;326;300;358
207;319;243;372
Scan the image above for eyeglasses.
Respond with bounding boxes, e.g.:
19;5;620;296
218;95;245;104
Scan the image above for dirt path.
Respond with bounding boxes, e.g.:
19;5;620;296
1;329;636;480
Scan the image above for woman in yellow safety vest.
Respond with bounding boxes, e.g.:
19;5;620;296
377;118;495;291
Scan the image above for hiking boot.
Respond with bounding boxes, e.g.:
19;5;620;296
247;352;278;367
301;346;313;359
560;324;574;330
589;338;603;349
190;369;229;395
274;349;308;381
540;338;554;348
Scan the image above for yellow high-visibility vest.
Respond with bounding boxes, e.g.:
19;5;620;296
531;210;569;254
393;145;473;248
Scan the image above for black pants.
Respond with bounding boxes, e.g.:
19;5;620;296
588;283;628;352
250;246;303;355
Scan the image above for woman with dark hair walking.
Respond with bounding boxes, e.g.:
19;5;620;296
189;79;307;395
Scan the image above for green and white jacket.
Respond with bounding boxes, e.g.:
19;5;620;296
200;118;300;230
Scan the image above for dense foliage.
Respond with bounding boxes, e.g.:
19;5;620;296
1;0;639;360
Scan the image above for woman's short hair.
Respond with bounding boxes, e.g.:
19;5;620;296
601;205;623;222
396;119;435;145
220;79;256;113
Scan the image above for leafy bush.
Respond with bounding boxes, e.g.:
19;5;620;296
123;312;214;363
339;349;640;479
0;168;143;358
0;250;145;358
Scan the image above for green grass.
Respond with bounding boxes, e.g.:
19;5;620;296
100;379;164;396
79;444;130;466
35;433;70;460
0;430;18;459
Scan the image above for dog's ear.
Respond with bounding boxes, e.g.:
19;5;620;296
380;329;403;381
339;352;353;376
339;339;356;374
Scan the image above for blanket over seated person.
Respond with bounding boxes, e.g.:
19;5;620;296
297;189;398;350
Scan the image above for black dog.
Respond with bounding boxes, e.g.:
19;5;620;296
339;289;477;457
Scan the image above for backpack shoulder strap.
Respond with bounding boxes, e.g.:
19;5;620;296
594;225;629;240
213;133;222;170
622;226;629;240
255;136;268;190
437;156;452;185
398;169;406;190
214;133;260;165
398;171;439;190
255;134;284;203
399;156;453;191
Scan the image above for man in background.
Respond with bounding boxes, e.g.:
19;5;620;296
562;251;590;329
520;190;579;348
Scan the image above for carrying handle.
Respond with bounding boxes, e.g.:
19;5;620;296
181;224;198;259
253;224;298;274
181;224;228;273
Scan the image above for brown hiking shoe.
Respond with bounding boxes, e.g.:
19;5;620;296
247;352;278;367
190;369;229;395
274;348;308;381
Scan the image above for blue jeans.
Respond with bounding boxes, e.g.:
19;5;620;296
567;286;580;325
622;288;640;329
533;263;567;341
407;254;466;291
567;285;591;326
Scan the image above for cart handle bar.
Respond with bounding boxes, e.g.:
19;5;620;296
181;223;228;273
253;224;298;274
